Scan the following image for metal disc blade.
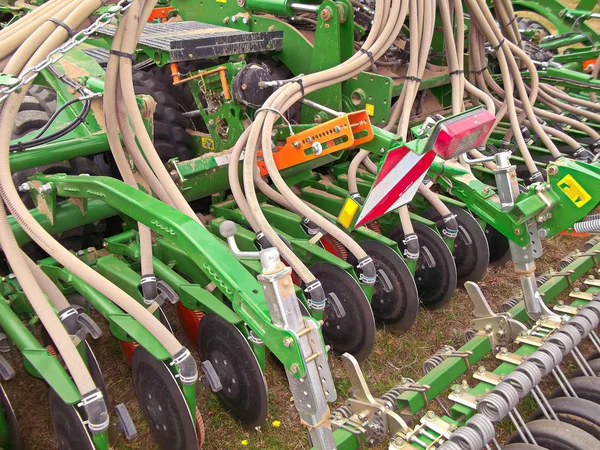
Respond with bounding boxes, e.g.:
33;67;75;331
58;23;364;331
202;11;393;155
484;224;511;266
308;262;375;362
388;221;457;309
0;384;22;450
84;342;109;403
48;389;94;450
422;205;489;283
197;314;268;428
131;346;198;450
351;240;419;333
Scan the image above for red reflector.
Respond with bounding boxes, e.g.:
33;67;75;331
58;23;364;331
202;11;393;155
429;109;495;159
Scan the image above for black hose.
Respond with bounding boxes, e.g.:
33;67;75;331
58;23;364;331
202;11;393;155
10;97;91;151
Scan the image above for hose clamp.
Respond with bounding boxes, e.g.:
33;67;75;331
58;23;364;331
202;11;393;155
170;348;192;366
77;390;104;408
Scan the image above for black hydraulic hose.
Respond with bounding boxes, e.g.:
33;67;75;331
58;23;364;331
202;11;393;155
10;97;91;150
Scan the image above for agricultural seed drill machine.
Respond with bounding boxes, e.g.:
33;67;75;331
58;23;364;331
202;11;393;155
0;0;599;448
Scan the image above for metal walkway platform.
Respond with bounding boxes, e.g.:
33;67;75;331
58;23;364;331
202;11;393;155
100;21;283;62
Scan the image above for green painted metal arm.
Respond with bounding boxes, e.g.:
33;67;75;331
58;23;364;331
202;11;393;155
0;295;80;404
38;262;171;361
429;157;600;244
102;237;242;324
31;174;309;377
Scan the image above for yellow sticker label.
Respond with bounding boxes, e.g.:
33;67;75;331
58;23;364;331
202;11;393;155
365;103;375;116
216;0;227;3
557;174;591;208
201;137;215;150
338;197;360;228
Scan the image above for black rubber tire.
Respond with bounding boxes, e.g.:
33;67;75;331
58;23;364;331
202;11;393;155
571;358;600;378
530;397;600;440
587;351;600;362
132;70;193;162
507;419;600;450
388;220;457;309
551;376;600;403
515;14;552;38
503;445;549;450
421;205;489;283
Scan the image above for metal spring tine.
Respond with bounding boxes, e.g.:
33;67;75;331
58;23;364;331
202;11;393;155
507;410;530;444
435;397;451;417
571;347;595;377
492;437;502;449
529;387;551;420
588;330;600;354
513;409;537;446
533;386;559;421
551;368;578;397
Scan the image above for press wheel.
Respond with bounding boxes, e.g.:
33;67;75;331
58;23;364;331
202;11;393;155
197;313;268;428
507;419;600;450
0;384;22;450
348;240;418;333
49;389;94;450
388;221;457;309
530;397;600;439
131;346;198;450
307;262;375;362
422;205;489;283
503;445;549;450
551;376;600;403
572;358;600;378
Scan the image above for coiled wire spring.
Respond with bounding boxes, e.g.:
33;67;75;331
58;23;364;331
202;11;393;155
438;297;600;449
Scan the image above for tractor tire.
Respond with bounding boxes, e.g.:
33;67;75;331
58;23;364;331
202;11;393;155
132;70;193;162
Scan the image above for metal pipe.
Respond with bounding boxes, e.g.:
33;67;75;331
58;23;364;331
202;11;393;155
290;2;319;12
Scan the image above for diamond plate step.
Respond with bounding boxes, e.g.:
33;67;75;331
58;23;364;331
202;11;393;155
100;21;283;62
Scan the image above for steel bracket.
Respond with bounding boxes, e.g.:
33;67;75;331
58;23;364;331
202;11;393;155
333;353;409;447
466;282;527;348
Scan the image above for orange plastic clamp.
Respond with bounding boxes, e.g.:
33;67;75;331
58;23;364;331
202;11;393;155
257;110;373;176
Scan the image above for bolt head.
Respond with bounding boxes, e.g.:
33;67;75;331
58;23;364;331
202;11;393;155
283;337;293;347
311;142;323;155
290;363;300;374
